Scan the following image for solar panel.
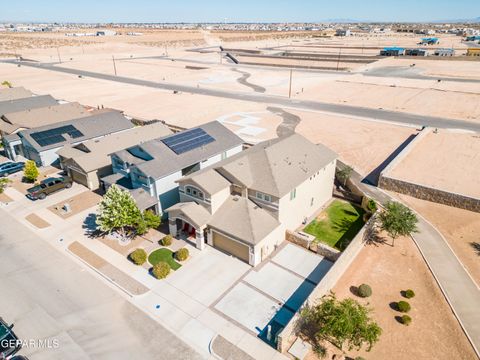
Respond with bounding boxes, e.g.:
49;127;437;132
161;128;215;155
31;125;84;147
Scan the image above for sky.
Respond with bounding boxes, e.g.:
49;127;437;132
0;0;479;23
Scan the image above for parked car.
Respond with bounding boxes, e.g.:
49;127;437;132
0;317;21;359
0;162;24;177
26;176;72;200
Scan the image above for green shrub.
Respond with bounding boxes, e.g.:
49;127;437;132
367;199;377;213
404;289;415;299
23;160;39;182
355;357;366;360
400;315;412;326
397;301;411;313
175;247;189;262
357;284;372;298
160;234;173;246
130;248;147;265
152;262;170;279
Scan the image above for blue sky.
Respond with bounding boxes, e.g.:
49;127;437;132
0;0;479;23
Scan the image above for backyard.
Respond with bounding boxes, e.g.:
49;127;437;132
304;200;365;250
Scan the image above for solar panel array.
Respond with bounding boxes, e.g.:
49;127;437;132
31;125;84;147
161;128;215;155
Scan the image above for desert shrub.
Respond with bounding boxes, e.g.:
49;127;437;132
130;248;147;265
355;357;366;360
152;262;170;279
397;301;411;313
400;315;412;326
404;289;415;299
160;234;173;246
357;284;372;298
175;247;189;261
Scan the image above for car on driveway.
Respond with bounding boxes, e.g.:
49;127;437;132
0;317;21;359
27;176;73;200
0;162;25;177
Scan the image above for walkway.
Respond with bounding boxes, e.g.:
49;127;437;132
342;162;480;358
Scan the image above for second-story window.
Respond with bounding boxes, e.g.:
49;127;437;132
185;186;204;200
290;188;296;201
256;191;271;202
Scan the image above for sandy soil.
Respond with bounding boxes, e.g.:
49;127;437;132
388;129;480;198
48;191;101;219
326;236;477;360
0;192;13;203
393;193;480;287
25;213;50;228
98;235;151;257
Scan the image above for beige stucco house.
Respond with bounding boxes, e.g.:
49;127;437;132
166;133;337;266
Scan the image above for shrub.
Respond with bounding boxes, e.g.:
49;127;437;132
357;284;372;298
175;247;189;261
397;301;411;313
400;315;412;326
404;289;415;299
130;248;147;265
152;262;170;279
160;234;173;246
355;357;366;360
23;160;39;182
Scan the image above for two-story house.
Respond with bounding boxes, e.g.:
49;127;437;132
166;133;338;266
102;121;244;215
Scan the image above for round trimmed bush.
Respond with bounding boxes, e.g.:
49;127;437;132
152;262;170;279
397;301;411;313
160;235;173;246
404;289;415;299
129;248;147;265
175;247;189;262
357;284;372;298
400;315;412;326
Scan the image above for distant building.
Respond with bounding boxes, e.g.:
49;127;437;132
96;30;116;36
405;48;429;56
466;35;480;42
335;29;351;37
420;37;439;45
434;48;455;56
467;48;480;56
380;47;405;56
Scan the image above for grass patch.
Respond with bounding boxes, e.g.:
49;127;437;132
148;248;182;270
304;200;365;251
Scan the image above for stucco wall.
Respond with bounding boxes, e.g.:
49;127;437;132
253;224;286;265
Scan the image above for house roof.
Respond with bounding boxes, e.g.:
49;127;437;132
56;122;172;173
183;133;337;197
208;195;281;245
114;121;243;180
166;201;212;229
185;169;231;195
19;110;134;152
0;87;33;102
0;95;57;117
0;102;91;134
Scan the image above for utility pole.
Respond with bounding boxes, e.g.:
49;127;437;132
336;48;342;71
288;69;293;98
56;47;62;63
112;55;117;76
165;43;168;57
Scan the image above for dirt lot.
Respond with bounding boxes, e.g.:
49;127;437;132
394;193;480;287
327;235;477;360
25;213;50;229
48;190;101;219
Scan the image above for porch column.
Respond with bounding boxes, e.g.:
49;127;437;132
195;226;206;250
168;218;177;237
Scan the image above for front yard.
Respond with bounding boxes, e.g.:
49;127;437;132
304;199;365;251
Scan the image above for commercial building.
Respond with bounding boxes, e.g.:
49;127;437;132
467;48;480;56
167;134;337;266
380;47;405;56
434;48;455;56
405;48;428;56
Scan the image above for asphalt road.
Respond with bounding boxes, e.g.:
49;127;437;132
0;210;203;360
364;65;480;83
5;59;480;133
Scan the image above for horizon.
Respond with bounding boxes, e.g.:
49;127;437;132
1;0;479;24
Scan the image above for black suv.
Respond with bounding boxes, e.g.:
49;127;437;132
27;176;73;200
0;317;21;359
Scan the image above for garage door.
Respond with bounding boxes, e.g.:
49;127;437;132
70;168;89;188
212;232;250;263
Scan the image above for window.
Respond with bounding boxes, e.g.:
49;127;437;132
221;151;227;160
290;188;296;200
311;197;314;206
185;185;204;200
256;192;271;202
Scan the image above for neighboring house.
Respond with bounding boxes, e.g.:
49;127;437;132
166;133;337;266
0;87;33;102
102;121;243;214
1;102;92;160
18;111;134;167
0;95;58;118
57;122;172;190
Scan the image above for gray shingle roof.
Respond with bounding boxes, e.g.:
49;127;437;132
0;95;57;117
115;121;243;180
19;111;134;152
0;87;33;102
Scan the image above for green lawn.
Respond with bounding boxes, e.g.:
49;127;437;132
148;248;182;270
304;200;366;251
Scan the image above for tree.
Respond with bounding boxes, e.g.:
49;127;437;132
336;165;353;187
378;201;418;246
135;209;161;235
96;185;141;238
23;160;39;182
1;81;12;88
0;178;11;194
298;293;382;356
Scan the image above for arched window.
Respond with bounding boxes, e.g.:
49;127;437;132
185;185;204;200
